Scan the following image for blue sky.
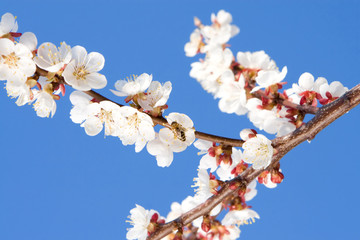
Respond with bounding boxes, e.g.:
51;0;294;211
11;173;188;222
0;1;359;240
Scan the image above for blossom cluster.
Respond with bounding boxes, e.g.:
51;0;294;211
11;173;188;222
1;10;351;240
0;13;106;118
0;12;197;161
186;10;348;137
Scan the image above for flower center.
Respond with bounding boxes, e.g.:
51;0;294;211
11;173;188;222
127;113;140;128
3;52;19;69
256;144;269;157
73;65;88;80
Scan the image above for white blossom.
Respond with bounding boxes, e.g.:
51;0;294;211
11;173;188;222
70;91;122;137
0;38;36;84
147;134;174;167
193;169;214;199
217;74;248;115
111;73;152;97
115;106;155;152
63;45;106;91
126;205;164;240
251;66;287;92
201;10;239;49
236;50;277;71
190;47;234;97
33;90;56;118
6;79;35;106
184;29;204;57
287;72;327;95
221;208;260;226
194;139;217;172
242;134;273;170
137;81;172;111
34;42;72;72
319;81;348;99
246;98;295;136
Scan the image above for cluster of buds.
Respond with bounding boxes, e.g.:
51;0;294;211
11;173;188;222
258;162;284;188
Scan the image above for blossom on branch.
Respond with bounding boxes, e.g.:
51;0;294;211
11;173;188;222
137;80;172;117
63;45;107;91
126;204;165;240
115;106;155;152
70;91;122;136
0;38;36;84
34;42;72;73
241;132;273;170
111;73;152;100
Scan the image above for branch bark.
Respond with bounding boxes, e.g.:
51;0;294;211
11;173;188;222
147;83;360;240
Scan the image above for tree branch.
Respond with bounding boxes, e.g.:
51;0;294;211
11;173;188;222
148;83;360;240
36;67;245;147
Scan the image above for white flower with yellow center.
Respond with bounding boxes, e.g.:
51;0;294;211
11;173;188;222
242;134;273;170
84;101;122;137
111;73;152;97
0;38;36;84
137;81;172;112
115;106;155;152
63;45;107;91
70;91;122;136
34;42;72;73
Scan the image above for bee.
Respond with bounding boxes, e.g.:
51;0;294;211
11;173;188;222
171;122;187;142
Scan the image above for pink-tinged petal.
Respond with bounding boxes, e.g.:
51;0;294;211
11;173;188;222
19;32;37;51
84;117;103;136
86;52;105;72
86;72;107;90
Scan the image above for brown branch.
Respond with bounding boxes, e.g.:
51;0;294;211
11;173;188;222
36;67;245;147
148;83;360;240
252;89;319;114
84;90;245;147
